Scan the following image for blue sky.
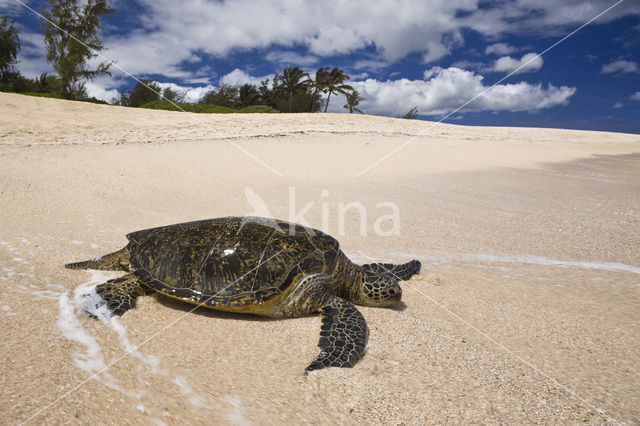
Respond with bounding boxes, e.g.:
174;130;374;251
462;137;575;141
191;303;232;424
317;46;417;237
2;0;640;133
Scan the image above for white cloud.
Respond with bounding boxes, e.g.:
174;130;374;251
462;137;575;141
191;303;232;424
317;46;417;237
185;77;214;85
462;0;640;38
352;58;391;71
13;29;53;78
99;0;481;76
421;41;452;64
491;53;543;74
485;43;519;56
103;31;196;78
630;91;640;101
329;67;575;117
613;102;624;109
450;60;485;71
155;82;215;103
306;26;368;56
601;60;639;74
0;0;25;14
84;80;120;102
14;0;637;81
349;72;369;80
219;69;275;87
14;54;52;79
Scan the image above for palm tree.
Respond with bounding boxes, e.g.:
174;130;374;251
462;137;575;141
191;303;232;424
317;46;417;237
343;90;364;113
309;66;329;111
281;66;309;112
237;83;260;108
403;106;419;119
35;73;61;93
322;67;353;112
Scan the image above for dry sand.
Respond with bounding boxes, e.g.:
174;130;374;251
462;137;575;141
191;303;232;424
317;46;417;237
1;92;639;424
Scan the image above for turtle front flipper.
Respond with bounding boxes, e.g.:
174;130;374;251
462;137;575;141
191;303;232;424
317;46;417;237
89;274;149;317
305;297;369;374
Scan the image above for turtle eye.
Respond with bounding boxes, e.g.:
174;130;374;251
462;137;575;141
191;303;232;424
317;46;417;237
361;276;401;306
386;284;402;299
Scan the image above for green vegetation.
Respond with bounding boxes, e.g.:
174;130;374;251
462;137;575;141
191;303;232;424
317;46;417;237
318;67;353;112
343;90;364;113
34;72;62;93
19;91;107;103
40;0;114;99
20;91;63;99
237;83;260;108
161;86;183;103
0;16;20;86
7;91;106;105
139;100;278;114
278;66;310;112
139;100;235;113
185;66;355;114
237;105;279;113
118;79;161;107
76;96;108;104
403;106;419;119
200;84;239;108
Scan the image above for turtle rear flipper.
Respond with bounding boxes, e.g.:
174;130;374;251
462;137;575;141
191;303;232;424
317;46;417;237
65;246;131;271
305;297;369;374
88;274;149;317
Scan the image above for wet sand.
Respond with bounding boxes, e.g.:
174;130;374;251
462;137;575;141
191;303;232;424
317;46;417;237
1;92;639;424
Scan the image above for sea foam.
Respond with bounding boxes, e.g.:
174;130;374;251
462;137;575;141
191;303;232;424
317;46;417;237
56;270;210;407
395;251;640;276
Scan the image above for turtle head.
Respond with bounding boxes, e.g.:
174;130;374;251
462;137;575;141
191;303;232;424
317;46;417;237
357;270;403;307
354;260;421;307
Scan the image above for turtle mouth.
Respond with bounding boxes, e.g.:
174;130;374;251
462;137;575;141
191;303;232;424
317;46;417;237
378;288;402;306
385;292;402;304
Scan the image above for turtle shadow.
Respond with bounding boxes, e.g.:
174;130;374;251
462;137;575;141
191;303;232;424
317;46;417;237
152;293;280;322
387;301;407;311
151;293;407;320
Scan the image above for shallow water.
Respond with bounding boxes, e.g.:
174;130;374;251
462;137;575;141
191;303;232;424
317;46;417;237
390;250;640;275
55;269;212;418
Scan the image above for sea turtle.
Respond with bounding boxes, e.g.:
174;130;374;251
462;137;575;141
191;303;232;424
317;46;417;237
65;217;421;373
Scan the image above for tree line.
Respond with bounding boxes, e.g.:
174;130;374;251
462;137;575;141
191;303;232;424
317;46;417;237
117;66;364;113
0;0;365;114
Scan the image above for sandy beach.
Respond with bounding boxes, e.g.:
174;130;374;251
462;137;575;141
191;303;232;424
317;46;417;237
1;91;639;424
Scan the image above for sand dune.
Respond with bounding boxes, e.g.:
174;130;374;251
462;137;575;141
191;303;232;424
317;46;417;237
1;92;639;424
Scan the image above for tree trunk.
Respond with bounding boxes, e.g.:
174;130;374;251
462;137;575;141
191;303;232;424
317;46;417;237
310;89;318;112
324;91;332;113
